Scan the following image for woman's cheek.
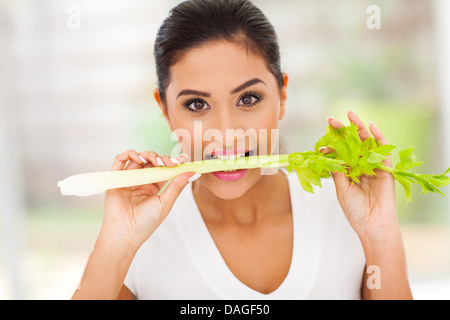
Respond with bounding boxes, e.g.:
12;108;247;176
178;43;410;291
253;111;281;156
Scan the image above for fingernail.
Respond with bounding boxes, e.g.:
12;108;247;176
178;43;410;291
327;116;335;121
180;153;189;159
188;173;201;183
319;146;327;151
369;121;375;127
347;109;354;114
156;157;165;166
170;157;180;165
138;155;147;165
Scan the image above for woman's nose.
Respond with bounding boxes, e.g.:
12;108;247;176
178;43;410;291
215;107;237;133
207;108;250;148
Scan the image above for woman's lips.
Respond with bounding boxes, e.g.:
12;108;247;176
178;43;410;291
206;149;253;180
212;169;248;181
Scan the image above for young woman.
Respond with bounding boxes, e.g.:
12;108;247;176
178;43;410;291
72;0;412;300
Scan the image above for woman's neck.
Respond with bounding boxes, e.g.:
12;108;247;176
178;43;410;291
192;170;291;225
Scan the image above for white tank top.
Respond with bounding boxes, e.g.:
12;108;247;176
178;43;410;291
124;169;366;299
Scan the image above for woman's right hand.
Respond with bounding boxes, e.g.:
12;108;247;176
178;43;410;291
98;150;198;250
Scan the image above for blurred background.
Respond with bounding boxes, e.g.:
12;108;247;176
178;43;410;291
0;0;449;299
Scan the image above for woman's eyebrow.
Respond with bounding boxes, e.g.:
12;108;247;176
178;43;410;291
177;89;211;99
230;78;266;94
176;78;266;100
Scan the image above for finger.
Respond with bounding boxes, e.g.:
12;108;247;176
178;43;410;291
170;153;189;165
319;146;334;155
324;118;352;189
111;149;145;171
159;155;179;167
368;121;387;145
331;171;350;192
158;172;199;214
125;153;151;170
327;116;345;129
137;151;170;189
169;157;181;166
347;110;371;141
125;160;142;170
369;121;392;167
139;151;165;167
177;153;189;163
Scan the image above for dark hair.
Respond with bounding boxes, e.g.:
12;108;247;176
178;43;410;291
154;0;284;105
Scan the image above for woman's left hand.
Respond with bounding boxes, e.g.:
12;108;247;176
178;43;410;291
321;110;400;243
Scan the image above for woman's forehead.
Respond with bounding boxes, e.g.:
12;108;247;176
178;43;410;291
167;41;276;96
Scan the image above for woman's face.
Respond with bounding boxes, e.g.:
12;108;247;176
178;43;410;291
155;40;288;200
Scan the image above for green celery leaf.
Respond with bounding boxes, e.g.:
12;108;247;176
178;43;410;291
395;147;423;171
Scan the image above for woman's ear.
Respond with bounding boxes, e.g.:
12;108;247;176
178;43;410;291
279;73;288;121
153;88;174;132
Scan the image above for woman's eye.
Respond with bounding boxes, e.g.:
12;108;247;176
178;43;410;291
185;99;210;112
241;96;255;105
237;93;261;107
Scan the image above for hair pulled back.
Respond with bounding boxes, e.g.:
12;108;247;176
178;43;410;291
154;0;283;104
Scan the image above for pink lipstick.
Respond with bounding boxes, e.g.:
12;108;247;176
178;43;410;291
212;169;248;181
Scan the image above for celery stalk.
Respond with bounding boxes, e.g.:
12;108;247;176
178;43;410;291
57;123;450;200
57;155;290;196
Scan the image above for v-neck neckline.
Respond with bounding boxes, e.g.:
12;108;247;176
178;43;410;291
176;168;320;299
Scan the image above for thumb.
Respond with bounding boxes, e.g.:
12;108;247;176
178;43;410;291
331;171;350;194
158;172;200;214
